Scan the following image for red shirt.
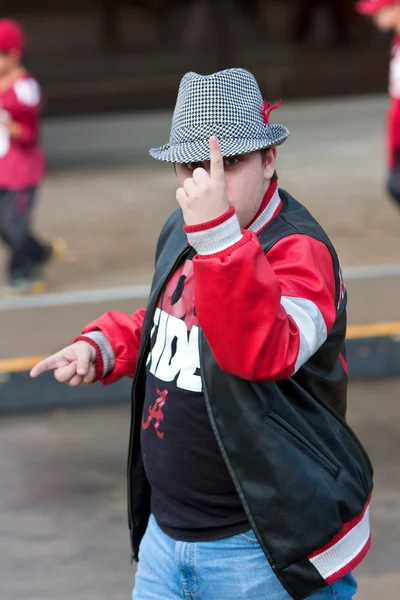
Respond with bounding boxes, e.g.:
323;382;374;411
0;73;46;189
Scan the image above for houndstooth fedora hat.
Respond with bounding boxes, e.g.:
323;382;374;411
149;68;289;163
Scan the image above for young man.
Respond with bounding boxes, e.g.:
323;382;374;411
0;18;63;295
356;0;400;208
30;68;373;600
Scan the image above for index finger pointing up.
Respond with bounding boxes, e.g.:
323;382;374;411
209;136;225;183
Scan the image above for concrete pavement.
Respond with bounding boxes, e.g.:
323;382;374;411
0;379;399;600
1;95;400;363
2;94;400;295
0;95;400;408
0;95;399;599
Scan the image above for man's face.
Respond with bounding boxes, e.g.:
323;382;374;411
373;5;400;30
175;148;277;228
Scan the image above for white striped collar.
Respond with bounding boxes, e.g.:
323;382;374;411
248;187;282;234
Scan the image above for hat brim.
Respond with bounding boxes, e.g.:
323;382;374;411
149;124;289;163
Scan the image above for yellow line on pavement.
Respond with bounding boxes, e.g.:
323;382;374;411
346;321;400;339
1;321;400;374
0;355;47;374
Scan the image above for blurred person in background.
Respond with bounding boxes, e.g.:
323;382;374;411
31;69;373;600
0;18;63;296
356;0;400;210
293;0;351;46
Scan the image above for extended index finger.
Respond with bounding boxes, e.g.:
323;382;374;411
30;353;63;378
209;136;225;183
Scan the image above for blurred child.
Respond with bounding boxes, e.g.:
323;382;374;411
356;0;400;208
0;18;63;295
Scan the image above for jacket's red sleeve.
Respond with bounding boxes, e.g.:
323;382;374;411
187;217;338;381
79;309;146;385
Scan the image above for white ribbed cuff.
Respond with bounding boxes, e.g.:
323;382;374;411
82;331;115;377
186;213;243;255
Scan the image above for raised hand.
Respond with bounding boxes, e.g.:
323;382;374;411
30;340;97;387
176;136;230;226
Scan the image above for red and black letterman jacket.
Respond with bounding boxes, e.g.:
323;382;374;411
77;182;373;600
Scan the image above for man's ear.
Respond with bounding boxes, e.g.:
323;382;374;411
263;147;277;181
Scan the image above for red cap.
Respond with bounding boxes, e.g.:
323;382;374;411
356;0;399;14
0;19;26;53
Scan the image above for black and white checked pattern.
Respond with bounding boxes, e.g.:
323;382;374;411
149;68;289;163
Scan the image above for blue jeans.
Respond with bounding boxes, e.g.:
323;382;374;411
132;515;358;600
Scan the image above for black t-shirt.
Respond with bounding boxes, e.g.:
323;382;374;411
141;250;249;541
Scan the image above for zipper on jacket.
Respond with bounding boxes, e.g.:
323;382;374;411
127;247;191;559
